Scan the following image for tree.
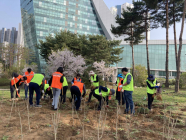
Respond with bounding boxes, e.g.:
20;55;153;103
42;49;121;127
111;5;145;78
134;0;159;75
46;48;87;77
37;31;123;66
81;35;122;66
175;0;186;92
93;60;116;87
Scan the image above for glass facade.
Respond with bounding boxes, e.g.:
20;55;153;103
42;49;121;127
21;0;105;72
116;44;186;77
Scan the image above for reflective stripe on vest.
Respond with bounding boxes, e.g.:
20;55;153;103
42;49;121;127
24;71;34;83
30;74;44;86
147;79;157;94
74;77;82;84
95;88;110;98
91;74;99;87
72;82;84;93
123;73;134;91
51;72;63;89
11;75;23;86
63;77;68;87
117;78;123;92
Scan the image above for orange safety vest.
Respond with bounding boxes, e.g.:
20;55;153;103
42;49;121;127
11;75;23;86
117;78;123;92
51;72;63;89
74;77;82;84
24;71;34;83
72;82;84;93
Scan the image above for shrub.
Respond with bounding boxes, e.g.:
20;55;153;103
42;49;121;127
179;73;186;88
0;77;10;86
132;65;148;87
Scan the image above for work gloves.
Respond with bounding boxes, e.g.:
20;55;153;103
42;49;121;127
42;90;44;94
99;92;102;96
16;89;19;91
27;83;29;86
91;80;93;83
119;85;123;88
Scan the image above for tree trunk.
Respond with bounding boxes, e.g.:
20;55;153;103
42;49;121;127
132;43;135;79
176;0;186;93
165;0;169;88
145;10;150;76
173;1;179;92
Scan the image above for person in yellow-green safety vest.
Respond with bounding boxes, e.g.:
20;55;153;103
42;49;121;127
44;82;53;99
29;73;45;108
60;75;68;103
93;86;115;110
119;68;134;114
146;75;159;111
87;70;99;103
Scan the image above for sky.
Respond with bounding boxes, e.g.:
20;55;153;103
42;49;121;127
0;0;185;40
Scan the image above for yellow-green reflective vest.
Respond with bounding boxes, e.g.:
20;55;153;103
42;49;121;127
44;84;52;91
146;79;157;94
91;74;99;87
63;77;68;87
123;73;134;91
30;74;44;86
117;78;120;87
95;88;110;98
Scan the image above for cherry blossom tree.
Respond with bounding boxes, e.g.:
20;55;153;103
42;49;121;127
93;60;117;86
46;48;86;77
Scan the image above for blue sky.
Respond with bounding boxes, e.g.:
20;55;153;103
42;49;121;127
0;0;185;39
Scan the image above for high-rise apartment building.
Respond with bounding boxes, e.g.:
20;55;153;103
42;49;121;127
21;0;186;77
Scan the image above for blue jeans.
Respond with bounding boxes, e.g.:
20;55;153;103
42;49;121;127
29;82;41;105
124;90;135;114
25;84;29;99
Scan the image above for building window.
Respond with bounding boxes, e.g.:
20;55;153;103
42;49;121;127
60;14;63;18
39;2;42;6
172;72;177;77
40;31;43;36
53;0;56;3
86;7;88;11
44;17;47;22
70;22;72;27
73;16;75;21
87;26;89;30
51;33;54;37
78;11;80;15
85;19;87;23
85;32;87;35
159;71;166;77
150;70;155;75
60;27;62;30
64;1;66;5
79;24;82;29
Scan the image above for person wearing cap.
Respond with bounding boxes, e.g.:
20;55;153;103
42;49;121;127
71;82;86;111
93;86;115;110
119;68;134;114
10;72;27;101
24;68;34;99
116;74;124;105
87;71;99;103
29;73;45;108
146;75;158;111
49;67;64;110
71;73;82;85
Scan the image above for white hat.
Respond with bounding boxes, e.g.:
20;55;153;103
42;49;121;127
89;70;95;75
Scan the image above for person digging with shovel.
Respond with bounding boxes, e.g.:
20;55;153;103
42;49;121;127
146;75;159;111
10;72;27;101
93;86;115;111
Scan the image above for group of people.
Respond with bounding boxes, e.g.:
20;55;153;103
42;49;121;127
10;67;159;113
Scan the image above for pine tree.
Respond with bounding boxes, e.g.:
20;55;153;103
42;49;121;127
111;5;145;77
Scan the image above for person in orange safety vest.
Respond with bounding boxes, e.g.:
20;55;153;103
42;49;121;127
49;67;64;110
71;73;82;85
24;68;34;99
115;74;125;105
70;82;86;111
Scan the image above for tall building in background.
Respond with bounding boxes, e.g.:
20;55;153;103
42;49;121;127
20;0;186;78
21;0;105;72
